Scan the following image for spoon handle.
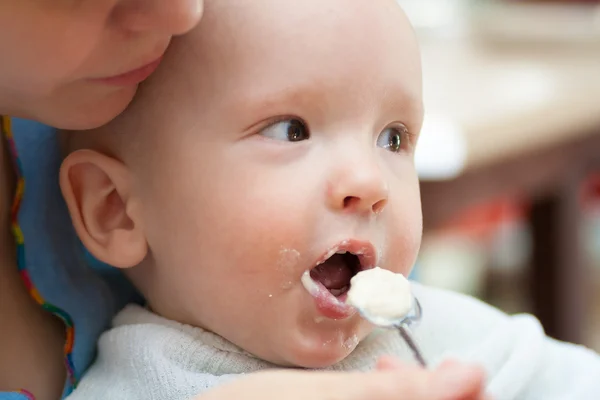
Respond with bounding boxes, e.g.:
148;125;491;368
398;325;427;368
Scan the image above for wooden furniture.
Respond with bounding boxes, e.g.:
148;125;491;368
419;38;600;344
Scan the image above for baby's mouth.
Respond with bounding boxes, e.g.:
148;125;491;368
309;252;361;297
302;240;377;320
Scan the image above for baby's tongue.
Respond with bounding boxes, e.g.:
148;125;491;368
310;254;353;290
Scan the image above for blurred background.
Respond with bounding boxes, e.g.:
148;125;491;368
401;0;600;351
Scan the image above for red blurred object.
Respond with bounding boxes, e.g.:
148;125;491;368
580;174;600;209
439;198;528;238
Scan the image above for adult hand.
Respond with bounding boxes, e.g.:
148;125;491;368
197;357;488;400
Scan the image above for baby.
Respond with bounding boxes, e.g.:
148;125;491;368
60;0;600;399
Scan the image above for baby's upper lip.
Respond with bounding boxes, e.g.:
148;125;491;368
314;239;378;270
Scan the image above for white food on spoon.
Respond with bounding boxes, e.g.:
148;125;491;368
346;267;413;325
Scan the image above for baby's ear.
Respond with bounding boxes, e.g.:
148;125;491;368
60;149;147;269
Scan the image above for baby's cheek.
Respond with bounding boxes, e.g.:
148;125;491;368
386;204;423;274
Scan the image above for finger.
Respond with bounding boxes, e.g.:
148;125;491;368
375;355;407;371
375;357;486;399
334;365;482;400
200;367;486;400
437;359;463;370
431;363;486;400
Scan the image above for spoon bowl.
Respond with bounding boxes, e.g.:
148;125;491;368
356;295;427;367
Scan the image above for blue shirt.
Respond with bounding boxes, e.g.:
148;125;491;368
1;117;139;399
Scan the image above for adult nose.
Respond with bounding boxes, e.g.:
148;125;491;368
327;152;389;216
116;0;204;35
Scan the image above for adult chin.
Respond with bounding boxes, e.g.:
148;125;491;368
30;85;137;130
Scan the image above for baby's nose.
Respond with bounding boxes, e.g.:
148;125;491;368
327;160;389;215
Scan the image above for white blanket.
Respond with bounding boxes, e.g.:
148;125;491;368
67;284;600;400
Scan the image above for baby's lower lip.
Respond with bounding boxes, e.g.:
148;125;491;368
301;271;356;320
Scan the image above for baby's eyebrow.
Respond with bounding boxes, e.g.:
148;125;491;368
240;85;325;114
370;83;424;129
226;84;332;128
230;82;424;130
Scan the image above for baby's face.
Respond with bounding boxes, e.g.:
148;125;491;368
113;0;422;368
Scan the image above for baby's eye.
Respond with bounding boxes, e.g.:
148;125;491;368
377;125;410;153
259;118;310;142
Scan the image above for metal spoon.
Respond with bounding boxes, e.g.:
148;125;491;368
355;296;427;367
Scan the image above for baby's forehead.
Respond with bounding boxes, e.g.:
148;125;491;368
151;0;418;85
122;0;422;139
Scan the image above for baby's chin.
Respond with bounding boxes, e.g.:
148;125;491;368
258;321;372;369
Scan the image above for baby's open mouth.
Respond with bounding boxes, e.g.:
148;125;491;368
310;252;361;297
302;240;377;320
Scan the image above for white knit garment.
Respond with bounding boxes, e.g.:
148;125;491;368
67;284;600;400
